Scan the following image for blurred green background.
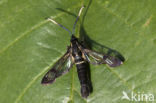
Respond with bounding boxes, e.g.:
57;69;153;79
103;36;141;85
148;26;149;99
0;0;155;103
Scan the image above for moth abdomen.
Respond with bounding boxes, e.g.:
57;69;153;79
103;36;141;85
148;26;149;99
76;62;90;98
81;84;90;98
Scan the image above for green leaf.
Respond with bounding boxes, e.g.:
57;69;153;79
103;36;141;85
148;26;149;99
0;0;155;103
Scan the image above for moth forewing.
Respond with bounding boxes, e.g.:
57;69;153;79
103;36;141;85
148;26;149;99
83;49;123;67
82;49;103;65
103;55;123;67
41;51;73;85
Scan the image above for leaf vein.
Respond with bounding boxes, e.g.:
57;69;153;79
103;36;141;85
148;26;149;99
107;67;135;93
14;56;62;103
103;6;132;28
0;20;48;56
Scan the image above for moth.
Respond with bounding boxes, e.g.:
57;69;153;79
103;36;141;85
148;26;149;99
41;6;123;98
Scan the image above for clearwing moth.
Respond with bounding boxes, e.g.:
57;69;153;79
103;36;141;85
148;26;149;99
41;6;123;98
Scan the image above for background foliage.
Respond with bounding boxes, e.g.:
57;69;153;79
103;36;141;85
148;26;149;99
0;0;155;103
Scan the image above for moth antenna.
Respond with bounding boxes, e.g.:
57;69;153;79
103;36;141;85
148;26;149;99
47;18;72;36
72;6;84;35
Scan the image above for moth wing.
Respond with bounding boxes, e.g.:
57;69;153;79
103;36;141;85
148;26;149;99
83;49;123;67
41;52;73;84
